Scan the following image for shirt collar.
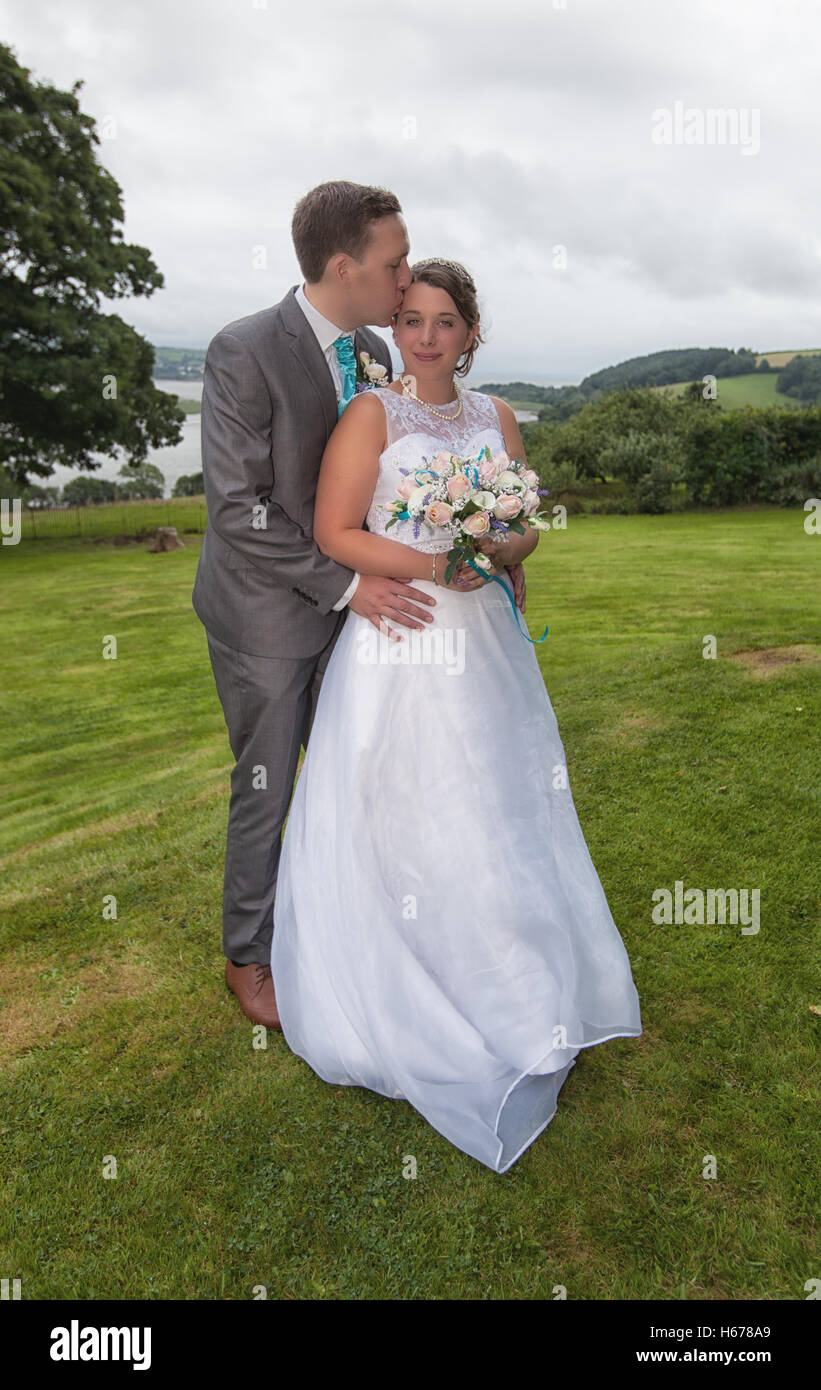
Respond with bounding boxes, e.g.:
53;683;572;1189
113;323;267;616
294;283;353;352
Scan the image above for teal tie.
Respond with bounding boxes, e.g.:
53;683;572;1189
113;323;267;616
332;334;357;417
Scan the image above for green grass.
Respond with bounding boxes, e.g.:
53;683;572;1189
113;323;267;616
1;513;819;1299
653;373;798;409
18;495;206;541
495;398;545;414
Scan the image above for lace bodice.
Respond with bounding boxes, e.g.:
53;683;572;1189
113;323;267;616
365;386;506;552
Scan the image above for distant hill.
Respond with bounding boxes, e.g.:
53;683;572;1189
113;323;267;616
578;347;762;393
152;346;206;379
755;348;821;368
479;346;821;418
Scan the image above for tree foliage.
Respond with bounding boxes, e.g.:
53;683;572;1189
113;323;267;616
0;43;184;485
62;475;118;505
172;471;204;497
777;353;821;404
116;461;165;499
520;387;821;511
580;346;760;394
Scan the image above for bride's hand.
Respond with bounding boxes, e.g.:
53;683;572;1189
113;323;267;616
434;553;504;590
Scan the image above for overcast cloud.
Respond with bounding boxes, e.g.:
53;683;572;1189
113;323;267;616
2;0;820;382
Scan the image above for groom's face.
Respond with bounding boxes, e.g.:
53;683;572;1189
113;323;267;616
345;214;411;328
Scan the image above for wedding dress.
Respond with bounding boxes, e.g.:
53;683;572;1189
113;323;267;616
271;386;642;1173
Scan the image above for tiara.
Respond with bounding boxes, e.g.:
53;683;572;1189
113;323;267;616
411;257;474;286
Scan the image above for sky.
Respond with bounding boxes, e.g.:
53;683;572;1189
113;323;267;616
2;0;820;384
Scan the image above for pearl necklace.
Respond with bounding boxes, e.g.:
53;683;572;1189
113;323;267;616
400;375;463;420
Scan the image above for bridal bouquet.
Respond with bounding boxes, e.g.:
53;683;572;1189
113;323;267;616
382;445;551;585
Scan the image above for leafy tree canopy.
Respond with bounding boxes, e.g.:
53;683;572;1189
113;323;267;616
0;43;184;486
777;353;821;404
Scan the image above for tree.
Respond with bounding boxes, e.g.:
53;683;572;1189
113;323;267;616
548;388;683;482
777;354;821;404
63;475;117;505
116;462;164;499
0;44;184;487
172;471;204;497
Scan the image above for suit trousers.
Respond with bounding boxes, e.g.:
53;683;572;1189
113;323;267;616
205;614;346;964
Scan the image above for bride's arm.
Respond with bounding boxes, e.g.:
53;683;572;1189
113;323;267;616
313;392;442;582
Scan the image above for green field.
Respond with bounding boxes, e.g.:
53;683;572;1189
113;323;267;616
1;513;819;1299
18;496;206;540
653;373;799;409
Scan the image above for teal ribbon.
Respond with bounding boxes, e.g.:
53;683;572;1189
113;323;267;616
333;334;357;416
465;555;548;644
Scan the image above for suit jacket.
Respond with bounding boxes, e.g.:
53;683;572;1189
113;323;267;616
192;285;394;658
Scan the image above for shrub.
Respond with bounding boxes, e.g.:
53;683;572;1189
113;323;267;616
635;460;683;513
758;454;821;505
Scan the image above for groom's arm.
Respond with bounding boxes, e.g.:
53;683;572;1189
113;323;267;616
201;330;356;614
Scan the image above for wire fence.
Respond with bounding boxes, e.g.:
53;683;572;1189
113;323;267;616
18;497;208;541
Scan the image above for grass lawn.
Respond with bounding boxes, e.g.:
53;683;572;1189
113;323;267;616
653;373;798;409
18;495;207;542
1;510;818;1299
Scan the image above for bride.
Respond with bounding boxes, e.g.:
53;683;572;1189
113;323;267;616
270;257;642;1173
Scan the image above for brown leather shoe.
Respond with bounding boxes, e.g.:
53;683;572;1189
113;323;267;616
225;960;282;1029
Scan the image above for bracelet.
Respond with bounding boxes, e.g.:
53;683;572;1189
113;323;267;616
432;553;437;584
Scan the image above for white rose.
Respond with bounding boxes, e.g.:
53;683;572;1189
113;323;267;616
466;490;497;511
408;484;435;512
495;469;526;494
365;361;388;382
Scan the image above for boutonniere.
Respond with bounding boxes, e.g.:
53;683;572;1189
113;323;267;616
355;350;389;393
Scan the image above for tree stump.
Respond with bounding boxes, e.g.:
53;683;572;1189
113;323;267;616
148;526;185;552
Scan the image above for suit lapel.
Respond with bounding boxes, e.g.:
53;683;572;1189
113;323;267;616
280;286;338;437
278;287;394;431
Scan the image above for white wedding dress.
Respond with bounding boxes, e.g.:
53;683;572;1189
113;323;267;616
271;386;642;1173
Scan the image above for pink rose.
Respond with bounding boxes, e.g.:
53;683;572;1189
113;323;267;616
493;494;522;520
478;458;498;482
462;511;491;536
491;450;511;470
446;473;471;500
523;489;540;515
425;501;453;525
396;478;415;502
523;468;539;488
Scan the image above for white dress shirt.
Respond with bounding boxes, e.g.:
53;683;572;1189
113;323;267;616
294;283;360;611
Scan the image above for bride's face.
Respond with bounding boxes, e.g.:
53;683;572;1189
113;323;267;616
392;282;477;377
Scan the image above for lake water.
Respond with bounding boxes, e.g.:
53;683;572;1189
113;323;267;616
48;380;537;498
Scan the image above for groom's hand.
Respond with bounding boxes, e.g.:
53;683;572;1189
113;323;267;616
347;574;437;637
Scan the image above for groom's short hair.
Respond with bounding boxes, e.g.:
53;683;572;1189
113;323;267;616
292;181;402;284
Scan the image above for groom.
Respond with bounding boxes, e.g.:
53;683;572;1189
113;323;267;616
193;180;524;1029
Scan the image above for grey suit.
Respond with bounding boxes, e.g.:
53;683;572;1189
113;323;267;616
192;286;393;963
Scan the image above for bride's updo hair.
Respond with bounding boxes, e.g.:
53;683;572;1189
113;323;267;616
408;258;485;378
